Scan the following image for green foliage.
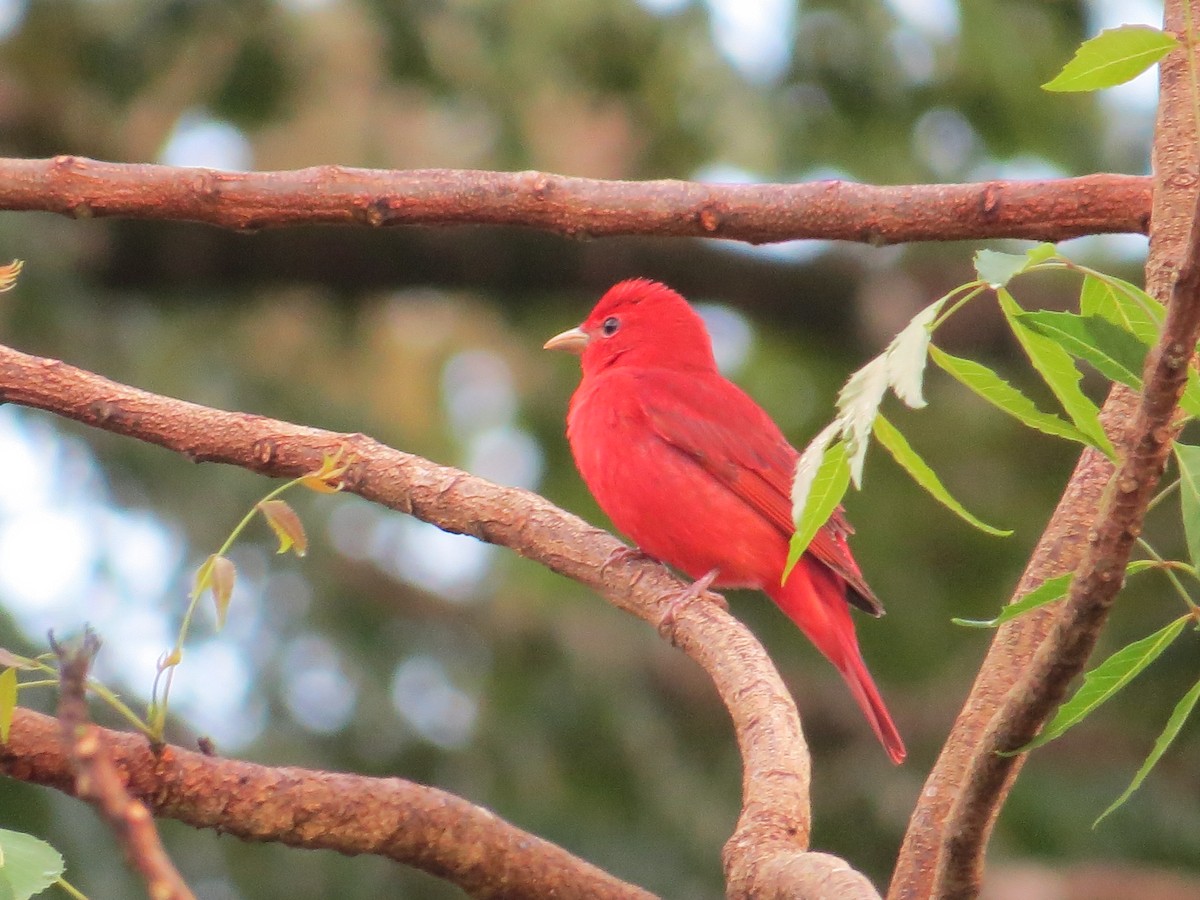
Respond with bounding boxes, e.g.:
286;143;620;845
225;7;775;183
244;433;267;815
974;248;1036;289
0;829;63;900
928;345;1092;445
953;560;1158;629
1175;444;1200;570
784;439;850;580
871;414;1008;535
794;234;1200;824
1079;273;1164;344
1095;674;1200;826
996;288;1114;458
1016;311;1148;389
1019;615;1191;754
1043;25;1178;92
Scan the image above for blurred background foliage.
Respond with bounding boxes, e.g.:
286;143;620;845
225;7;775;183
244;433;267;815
0;0;1194;898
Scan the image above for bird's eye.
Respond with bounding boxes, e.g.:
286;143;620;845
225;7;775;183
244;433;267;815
601;316;620;336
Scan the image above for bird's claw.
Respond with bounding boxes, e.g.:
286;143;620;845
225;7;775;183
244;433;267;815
656;568;726;642
599;545;655;579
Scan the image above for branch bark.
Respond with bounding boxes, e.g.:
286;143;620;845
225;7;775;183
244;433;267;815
0;340;879;898
4;706;649;900
54;632;197;900
891;5;1200;897
0;156;1150;244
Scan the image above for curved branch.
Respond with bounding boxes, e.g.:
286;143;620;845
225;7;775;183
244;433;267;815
0;156;1149;244
3;707;650;900
0;340;878;898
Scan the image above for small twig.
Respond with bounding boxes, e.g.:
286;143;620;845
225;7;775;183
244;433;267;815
0;156;1150;244
53;629;196;900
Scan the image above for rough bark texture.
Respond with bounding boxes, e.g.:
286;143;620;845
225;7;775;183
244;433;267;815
55;634;198;900
891;5;1200;897
4;707;651;900
0;156;1150;243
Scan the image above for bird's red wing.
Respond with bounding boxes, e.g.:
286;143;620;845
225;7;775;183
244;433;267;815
806;512;882;616
640;373;882;615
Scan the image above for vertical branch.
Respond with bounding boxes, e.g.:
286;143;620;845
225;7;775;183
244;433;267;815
55;632;197;900
891;3;1200;897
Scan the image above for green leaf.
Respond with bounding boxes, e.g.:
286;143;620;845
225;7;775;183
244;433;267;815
1175;443;1200;569
1024;243;1060;266
1184;368;1200;420
1043;25;1178;92
1016;311;1149;388
0;669;15;743
785;441;850;581
0;830;64;900
974;249;1030;288
997;289;1115;458
1020;614;1190;752
1078;274;1200;418
953;560;1156;628
1079;273;1163;346
953;573;1073;628
791;420;839;524
1094;675;1200;826
929;345;1092;445
872;414;1010;535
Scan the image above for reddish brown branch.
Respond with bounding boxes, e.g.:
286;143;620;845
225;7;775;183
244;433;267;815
0;341;883;898
5;706;650;900
54;632;196;900
0;156;1149;244
893;7;1200;898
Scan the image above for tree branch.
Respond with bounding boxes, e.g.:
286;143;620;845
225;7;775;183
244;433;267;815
53;631;197;900
4;706;650;900
893;6;1200;897
0;156;1149;244
0;340;879;898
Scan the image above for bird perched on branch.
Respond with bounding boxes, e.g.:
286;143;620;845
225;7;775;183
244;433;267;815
545;279;904;764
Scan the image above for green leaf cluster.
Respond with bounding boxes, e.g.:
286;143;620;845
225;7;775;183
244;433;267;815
793;232;1200;822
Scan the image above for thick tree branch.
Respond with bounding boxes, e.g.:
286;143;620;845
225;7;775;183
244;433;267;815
936;192;1200;898
0;340;880;899
0;156;1149;244
4;706;650;900
893;7;1199;898
54;632;196;900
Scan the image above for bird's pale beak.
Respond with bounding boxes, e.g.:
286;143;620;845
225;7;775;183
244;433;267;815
543;326;589;354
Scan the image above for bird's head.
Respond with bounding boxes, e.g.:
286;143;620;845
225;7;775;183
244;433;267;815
544;279;718;377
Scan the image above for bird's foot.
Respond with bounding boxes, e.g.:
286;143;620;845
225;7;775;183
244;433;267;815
656;568;727;642
598;545;655;579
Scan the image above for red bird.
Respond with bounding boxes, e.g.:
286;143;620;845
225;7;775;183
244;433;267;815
545;279;905;764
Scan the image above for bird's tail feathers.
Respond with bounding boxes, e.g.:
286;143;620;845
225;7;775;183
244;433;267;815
769;561;906;764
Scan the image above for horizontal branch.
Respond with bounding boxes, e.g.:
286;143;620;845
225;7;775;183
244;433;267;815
0;340;879;898
3;707;649;900
0;156;1150;244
